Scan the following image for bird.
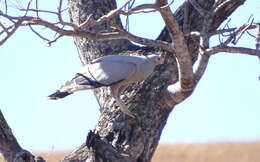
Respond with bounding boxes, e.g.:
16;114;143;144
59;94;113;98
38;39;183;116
46;54;164;118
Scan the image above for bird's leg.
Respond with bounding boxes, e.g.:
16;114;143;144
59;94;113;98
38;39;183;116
110;85;137;118
117;96;137;119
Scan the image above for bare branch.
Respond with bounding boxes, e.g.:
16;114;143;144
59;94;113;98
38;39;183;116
192;33;210;86
0;0;176;50
4;0;7;14
156;0;194;103
77;0;133;29
1;0;258;161
0;0;258;82
218;23;258;47
0;6;176;51
193;53;209;83
221;18;232;37
24;0;32;16
29;25;51;42
157;0;194;82
192;0;215;87
0;22;9;34
1;1;176;53
193;14;259;84
211;24;257;36
255;24;260;50
120;0;174;16
121;3;157;15
58;0;63;17
28;16;172;51
19;8;59;15
246;30;256;38
115;25;172;52
232;19;254;45
77;14;93;29
212;0;233;15
35;0;39;17
47;34;63;46
56;0;74;28
206;46;260;56
0;19;22;45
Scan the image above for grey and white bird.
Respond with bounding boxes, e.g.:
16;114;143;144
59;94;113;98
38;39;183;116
46;54;164;118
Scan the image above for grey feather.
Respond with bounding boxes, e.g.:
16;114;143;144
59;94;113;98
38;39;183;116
46;54;164;118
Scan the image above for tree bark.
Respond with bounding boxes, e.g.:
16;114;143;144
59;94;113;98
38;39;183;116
0;110;45;162
62;0;245;162
0;0;254;161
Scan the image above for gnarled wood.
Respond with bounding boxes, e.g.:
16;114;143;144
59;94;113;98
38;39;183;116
63;0;246;162
0;0;248;161
0;110;45;162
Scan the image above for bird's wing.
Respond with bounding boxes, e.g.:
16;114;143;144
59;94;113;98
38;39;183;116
82;57;138;86
91;55;145;65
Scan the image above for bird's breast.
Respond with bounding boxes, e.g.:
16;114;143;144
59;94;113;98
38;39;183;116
129;64;154;83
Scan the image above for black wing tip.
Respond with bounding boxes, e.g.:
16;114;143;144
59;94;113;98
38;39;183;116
46;90;72;100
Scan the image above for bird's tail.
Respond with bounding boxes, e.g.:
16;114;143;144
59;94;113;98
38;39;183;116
45;73;100;101
46;90;72;100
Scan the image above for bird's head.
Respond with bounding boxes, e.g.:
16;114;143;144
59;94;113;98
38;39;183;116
146;54;165;65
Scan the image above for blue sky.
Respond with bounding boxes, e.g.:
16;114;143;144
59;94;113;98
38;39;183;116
0;0;259;151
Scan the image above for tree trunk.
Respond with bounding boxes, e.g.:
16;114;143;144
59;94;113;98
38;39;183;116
0;110;45;162
0;0;249;161
61;0;245;161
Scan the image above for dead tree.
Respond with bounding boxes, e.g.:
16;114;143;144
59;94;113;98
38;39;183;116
0;0;259;161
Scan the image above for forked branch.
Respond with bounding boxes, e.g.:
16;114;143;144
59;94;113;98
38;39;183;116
156;0;195;104
0;0;259;162
1;1;258;107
